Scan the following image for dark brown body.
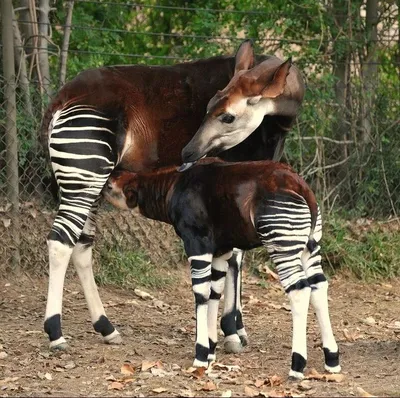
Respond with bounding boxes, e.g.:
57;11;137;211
106;159;318;256
42;55;303;172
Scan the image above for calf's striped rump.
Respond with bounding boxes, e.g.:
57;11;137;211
256;196;340;379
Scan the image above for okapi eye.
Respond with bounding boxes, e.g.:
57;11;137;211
220;113;235;124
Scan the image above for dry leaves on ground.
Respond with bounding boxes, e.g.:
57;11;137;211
108;381;124;391
121;363;135;375
306;368;345;383
356;386;376;397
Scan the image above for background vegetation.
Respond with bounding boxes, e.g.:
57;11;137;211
0;0;399;280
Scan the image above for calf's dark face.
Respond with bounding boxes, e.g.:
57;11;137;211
102;171;139;210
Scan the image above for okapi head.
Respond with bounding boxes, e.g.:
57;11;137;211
180;40;305;170
102;170;139;210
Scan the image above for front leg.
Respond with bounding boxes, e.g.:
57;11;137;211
207;252;231;363
189;253;213;368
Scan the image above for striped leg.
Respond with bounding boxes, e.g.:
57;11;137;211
44;105;118;349
189;253;213;368
71;199;121;345
221;249;247;353
257;196;313;379
301;210;340;373
207;252;231;363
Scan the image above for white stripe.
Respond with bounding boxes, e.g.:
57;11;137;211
52;126;115;134
188;253;213;262
50;138;113;150
50;148;114;164
54;114;111;125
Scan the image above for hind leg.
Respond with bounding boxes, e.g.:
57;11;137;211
257;203;312;380
221;249;247;353
44;105;118;349
301;210;340;373
71;199;121;345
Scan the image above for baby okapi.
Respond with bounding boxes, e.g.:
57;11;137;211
103;159;340;379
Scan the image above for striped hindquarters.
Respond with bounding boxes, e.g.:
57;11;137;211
48;105;120;245
256;194;312;292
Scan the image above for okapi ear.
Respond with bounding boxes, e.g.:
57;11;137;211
123;186;138;208
260;57;292;99
234;39;255;74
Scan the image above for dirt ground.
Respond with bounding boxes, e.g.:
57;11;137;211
0;271;399;397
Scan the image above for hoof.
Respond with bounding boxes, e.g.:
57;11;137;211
224;340;243;354
193;358;209;368
325;364;341;373
207;353;216;363
104;330;123;345
239;334;249;347
288;370;305;380
49;337;69;351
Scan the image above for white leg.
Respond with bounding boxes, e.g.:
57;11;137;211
44;240;73;349
302;209;340;373
189;253;213;368
310;281;340;373
208;252;230;362
234;250;248;345
71;202;121;344
221;249;243;353
72;243;121;344
288;287;311;380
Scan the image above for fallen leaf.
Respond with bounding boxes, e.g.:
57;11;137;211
121;364;135;375
305;368;344;383
356;387;376;397
105;375;116;381
343;328;362;342
64;361;76;370
255;379;265;388
266;374;282;387
298;380;312;391
258;263;279;281
202;381;217;391
363;317;376;326
386;321;400;330
244;386;259;397
187;366;206;379
212;363;241;372
44;373;52;381
0;352;8;360
108;381;124;391
152;387;168;393
2;218;11;228
221;390;232;397
141;360;157;372
282;303;291;311
134;289;153;300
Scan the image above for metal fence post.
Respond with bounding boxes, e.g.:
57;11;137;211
1;0;20;269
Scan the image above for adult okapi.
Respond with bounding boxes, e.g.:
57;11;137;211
41;39;305;353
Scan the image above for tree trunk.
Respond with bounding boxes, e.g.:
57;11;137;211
1;0;21;270
360;0;378;145
59;0;74;87
38;0;53;103
12;6;34;118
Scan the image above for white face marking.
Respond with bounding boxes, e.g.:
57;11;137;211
102;178;133;210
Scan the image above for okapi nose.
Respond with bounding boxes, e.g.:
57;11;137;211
181;147;195;163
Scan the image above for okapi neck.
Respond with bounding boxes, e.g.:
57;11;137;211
137;171;178;224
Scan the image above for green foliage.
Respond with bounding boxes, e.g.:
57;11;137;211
95;241;173;288
322;215;400;279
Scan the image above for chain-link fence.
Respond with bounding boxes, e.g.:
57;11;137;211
1;0;399;274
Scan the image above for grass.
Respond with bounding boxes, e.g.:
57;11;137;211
322;215;400;279
94;241;174;289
